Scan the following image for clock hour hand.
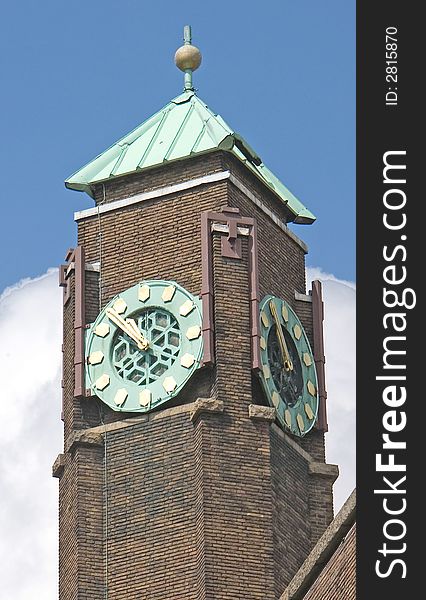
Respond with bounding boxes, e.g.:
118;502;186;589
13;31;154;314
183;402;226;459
125;318;142;339
269;300;293;372
105;308;149;350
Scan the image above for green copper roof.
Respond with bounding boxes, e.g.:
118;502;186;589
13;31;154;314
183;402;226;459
65;91;315;224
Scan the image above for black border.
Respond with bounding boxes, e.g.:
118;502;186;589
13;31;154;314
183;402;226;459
357;2;420;596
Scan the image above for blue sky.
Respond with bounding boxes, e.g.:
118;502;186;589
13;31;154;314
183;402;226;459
0;0;355;291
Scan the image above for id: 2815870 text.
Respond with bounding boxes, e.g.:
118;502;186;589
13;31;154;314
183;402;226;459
385;26;398;106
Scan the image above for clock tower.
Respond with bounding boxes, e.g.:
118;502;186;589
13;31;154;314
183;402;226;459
54;27;338;600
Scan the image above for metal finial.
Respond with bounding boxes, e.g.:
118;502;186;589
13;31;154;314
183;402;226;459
183;25;192;45
174;25;202;92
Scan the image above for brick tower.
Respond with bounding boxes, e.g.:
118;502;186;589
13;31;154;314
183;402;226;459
53;27;338;600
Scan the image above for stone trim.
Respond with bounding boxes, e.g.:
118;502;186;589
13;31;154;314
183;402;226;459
294;291;312;302
58;246;87;399
312;280;328;432
61;399;224;451
308;462;339;482
280;490;356;600
52;453;66;479
66;430;104;453
65;261;100;273
248;404;276;422
73;246;86;399
189;398;224;422
211;223;250;236
82;416;149;436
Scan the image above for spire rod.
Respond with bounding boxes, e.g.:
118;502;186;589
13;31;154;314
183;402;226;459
183;24;192;44
174;25;202;92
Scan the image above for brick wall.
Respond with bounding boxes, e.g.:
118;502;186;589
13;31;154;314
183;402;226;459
105;412;205;599
201;236;276;599
270;426;312;596
58;454;78;600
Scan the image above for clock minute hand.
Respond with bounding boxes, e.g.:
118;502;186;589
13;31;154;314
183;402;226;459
106;308;149;350
269;300;293;372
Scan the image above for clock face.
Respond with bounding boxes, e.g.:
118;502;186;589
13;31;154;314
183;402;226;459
85;280;203;412
258;295;318;436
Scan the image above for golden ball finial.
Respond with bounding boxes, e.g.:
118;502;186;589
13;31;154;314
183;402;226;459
175;26;201;91
174;44;202;72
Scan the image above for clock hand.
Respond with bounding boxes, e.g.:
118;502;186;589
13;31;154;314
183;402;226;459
124;317;149;349
116;314;149;350
106;308;146;348
105;308;136;340
115;312;149;350
269;300;293;372
105;308;149;350
126;318;142;339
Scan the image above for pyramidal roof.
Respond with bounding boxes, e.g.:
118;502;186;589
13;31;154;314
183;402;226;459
65;90;315;224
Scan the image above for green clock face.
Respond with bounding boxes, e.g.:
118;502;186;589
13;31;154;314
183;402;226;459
258;295;318;436
85;280;203;412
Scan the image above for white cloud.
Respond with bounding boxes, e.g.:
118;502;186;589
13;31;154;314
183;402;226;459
307;267;356;513
0;267;355;597
0;270;62;600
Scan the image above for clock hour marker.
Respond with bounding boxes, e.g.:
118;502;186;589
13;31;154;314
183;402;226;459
304;403;314;420
179;299;194;316
138;284;150;302
307;380;316;397
88;351;104;365
296;414;305;432
181;353;195;368
114;388;128;406
281;304;289;322
261;311;269;328
95;374;110;391
284;409;292;428
262;364;271;379
293;324;302;340
163;376;177;393
139;389;152;407
271;391;280;409
303;352;312;367
113;298;127;314
186;325;201;340
94;323;110;338
162;285;176;302
260;336;266;350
